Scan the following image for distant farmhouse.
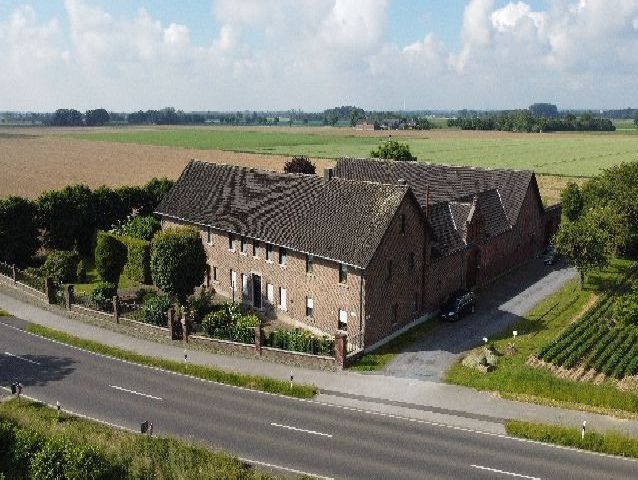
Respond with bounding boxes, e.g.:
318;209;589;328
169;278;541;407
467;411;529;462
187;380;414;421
156;159;559;351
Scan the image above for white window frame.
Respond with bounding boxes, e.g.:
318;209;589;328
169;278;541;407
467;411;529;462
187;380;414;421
279;247;287;265
338;309;348;331
267;283;274;304
279;287;287;311
242;273;249;297
230;269;237;292
306;297;314;317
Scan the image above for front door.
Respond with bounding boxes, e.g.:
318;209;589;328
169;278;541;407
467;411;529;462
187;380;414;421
252;274;262;309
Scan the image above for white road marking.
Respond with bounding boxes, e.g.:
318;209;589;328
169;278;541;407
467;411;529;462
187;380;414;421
1;320;637;466
109;385;162;401
4;351;40;365
270;422;333;438
471;464;541;480
238;457;334;480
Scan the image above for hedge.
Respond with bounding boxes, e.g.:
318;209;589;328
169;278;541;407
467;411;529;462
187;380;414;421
42;250;80;284
94;232;126;284
119;235;151;284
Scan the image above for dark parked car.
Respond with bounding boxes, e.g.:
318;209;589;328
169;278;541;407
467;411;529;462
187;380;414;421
542;244;559;265
440;290;476;322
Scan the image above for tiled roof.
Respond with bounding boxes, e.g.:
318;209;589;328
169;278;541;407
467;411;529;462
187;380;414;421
155;160;411;268
333;158;537;256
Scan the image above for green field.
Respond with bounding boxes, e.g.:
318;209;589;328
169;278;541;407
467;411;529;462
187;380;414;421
68;128;638;176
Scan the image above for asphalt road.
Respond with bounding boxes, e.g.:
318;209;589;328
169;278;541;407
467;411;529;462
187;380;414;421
1;317;636;480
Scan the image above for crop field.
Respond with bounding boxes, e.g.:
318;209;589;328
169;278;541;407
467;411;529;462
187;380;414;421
66;126;638;177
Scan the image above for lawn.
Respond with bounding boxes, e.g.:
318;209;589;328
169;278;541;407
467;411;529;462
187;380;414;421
445;260;638;417
67;128;638;177
349;319;440;371
0;398;278;479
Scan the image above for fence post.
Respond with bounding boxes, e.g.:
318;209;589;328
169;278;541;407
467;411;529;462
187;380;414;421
254;324;263;356
45;277;56;305
112;295;120;324
167;307;177;340
12;264;17;284
181;311;189;344
334;333;347;370
64;284;74;310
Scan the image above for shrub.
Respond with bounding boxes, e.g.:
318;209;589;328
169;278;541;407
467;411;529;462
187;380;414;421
283;155;316;174
187;288;216;323
91;282;117;312
150;227;207;303
121;215;161;241
201;303;257;343
42;250;80;283
370;139;416;161
118;235;151;284
11;427;44;478
30;437;70;480
267;329;335;356
94;232;126;284
140;294;171;326
76;259;87;283
0;196;39;267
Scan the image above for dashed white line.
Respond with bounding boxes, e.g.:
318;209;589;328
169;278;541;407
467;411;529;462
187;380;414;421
471;464;541;480
109;385;163;401
4;351;40;365
270;422;333;438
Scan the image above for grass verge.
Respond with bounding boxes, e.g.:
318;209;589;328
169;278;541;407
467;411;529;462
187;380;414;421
26;323;316;399
349;319;440;371
0;308;8;316
0;398;278;479
506;420;638;459
445;260;638;417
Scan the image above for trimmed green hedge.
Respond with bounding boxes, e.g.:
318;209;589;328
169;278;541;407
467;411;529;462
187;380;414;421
119;235;151;284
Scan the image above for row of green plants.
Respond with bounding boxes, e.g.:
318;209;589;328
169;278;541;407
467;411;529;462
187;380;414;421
537;287;638;379
266;329;335;356
202;302;257;344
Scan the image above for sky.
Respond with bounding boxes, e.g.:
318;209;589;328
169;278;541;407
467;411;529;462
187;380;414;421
0;0;637;111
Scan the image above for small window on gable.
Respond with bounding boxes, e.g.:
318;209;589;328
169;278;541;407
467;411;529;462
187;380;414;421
228;233;234;250
279;247;287;265
306;254;314;274
400;213;406;234
339;263;348;284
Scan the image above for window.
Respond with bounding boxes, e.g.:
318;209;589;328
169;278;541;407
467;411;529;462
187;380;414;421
306;297;314;317
339;263;348;284
306;254;314;274
385;260;393;282
392;303;398;325
279;247;287;265
266;244;273;261
240;237;247;254
400;214;406;234
409;252;415;272
205;264;211;287
228;233;235;250
252;240;258;257
213;266;218;282
267;283;274;304
338;309;348;331
230;269;237;293
207;227;212;245
242;273;249;297
279;287;287;310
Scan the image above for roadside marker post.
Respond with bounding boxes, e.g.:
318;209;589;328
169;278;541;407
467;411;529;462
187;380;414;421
582;420;587;440
482;337;488;345
290;371;294;389
513;331;518;340
10;382;17;395
184;349;188;362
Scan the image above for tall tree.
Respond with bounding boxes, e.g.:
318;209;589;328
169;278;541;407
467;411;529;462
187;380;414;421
85;109;110;126
560;182;584;221
0;197;39;267
370;139;416;161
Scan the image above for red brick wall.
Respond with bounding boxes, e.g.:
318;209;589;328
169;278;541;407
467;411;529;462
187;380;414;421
363;195;427;346
160;218;364;337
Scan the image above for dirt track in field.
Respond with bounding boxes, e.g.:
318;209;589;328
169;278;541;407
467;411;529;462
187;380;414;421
0;135;335;199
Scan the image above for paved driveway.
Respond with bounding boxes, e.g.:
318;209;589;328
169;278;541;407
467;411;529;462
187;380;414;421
382;259;577;381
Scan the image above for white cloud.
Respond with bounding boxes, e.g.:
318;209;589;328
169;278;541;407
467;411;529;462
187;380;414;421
1;0;638;110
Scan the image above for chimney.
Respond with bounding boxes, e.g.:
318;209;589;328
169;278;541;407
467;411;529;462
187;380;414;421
397;178;407;186
324;168;334;182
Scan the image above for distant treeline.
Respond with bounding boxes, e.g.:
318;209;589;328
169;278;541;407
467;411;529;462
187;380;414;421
448;112;615;132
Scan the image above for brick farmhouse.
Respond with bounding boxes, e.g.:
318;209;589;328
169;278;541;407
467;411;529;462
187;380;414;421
155;158;559;351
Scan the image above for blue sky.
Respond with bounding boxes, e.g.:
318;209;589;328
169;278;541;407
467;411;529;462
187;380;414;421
1;1;637;110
